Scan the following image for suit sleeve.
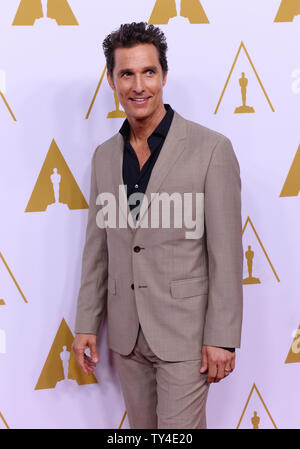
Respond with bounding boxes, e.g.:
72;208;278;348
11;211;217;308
202;137;243;348
74;147;108;335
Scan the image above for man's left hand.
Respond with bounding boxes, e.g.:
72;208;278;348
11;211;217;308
200;345;235;383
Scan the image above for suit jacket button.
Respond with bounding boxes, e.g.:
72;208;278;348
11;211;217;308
131;283;134;290
133;246;141;253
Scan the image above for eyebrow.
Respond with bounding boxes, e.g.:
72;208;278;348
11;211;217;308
117;66;158;76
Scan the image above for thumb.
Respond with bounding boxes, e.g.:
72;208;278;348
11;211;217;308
200;348;208;373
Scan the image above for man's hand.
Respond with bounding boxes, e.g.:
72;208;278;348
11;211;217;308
200;345;235;383
72;333;99;375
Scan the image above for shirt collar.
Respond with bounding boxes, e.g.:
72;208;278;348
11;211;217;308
119;104;174;143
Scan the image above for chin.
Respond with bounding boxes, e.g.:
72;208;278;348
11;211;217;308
128;108;152;120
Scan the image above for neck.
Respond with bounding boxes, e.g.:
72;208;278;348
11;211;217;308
127;103;166;143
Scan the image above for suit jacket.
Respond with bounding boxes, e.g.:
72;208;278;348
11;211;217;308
74;109;243;361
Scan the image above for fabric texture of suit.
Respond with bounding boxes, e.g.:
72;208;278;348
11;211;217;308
75;109;243;362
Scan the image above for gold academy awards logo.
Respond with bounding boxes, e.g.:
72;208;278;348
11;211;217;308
149;0;209;24
0;70;17;121
0;251;28;305
12;0;78;26
274;0;300;22
35;318;98;390
0;411;9;429
214;42;275;114
242;216;280;284
285;325;300;364
0;250;28;356
237;383;277;429
280;144;300;197
25;139;88;212
86;64;126;120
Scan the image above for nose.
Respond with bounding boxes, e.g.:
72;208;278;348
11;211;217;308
132;74;145;94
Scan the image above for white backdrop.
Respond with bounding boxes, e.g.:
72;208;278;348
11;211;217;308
0;0;299;429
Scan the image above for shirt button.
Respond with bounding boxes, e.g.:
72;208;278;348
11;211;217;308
133;246;141;253
135;184;138;188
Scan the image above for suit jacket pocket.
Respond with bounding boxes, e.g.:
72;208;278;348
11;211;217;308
170;276;208;299
107;276;116;295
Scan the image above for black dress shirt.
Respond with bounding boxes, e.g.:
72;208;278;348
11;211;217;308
120;103;174;217
119;104;235;354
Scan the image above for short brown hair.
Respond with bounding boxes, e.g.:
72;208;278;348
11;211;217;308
102;22;168;78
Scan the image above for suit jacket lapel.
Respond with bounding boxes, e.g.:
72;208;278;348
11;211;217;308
112;110;187;233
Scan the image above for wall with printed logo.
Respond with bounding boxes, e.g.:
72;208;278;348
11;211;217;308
0;0;299;429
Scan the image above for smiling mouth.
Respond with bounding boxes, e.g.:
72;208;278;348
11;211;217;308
130;97;151;104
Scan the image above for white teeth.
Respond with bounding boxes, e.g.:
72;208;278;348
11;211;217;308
132;98;147;101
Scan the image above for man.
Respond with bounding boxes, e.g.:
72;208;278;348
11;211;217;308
72;22;243;429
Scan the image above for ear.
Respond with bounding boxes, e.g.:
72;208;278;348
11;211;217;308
107;71;115;91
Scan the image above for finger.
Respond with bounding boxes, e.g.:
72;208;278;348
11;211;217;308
215;363;225;382
231;356;235;371
200;350;208;373
84;354;97;366
224;352;235;376
207;363;218;383
77;349;89;375
84;359;96;372
85;365;95;376
84;353;98;369
224;364;232;376
89;341;99;363
224;368;230;377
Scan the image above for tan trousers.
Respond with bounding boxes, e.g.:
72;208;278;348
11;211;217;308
112;324;210;429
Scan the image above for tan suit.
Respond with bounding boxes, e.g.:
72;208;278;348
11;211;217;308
74;109;243;427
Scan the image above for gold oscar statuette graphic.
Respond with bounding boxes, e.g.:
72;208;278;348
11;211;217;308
242;217;280;284
243;245;260;284
25;139;88;212
251;411;260;429
0;251;28;303
0;299;5;305
86;65;126;120
274;0;300;22
12;0;78;26
35;318;98;390
285;325;300;364
107;91;127;119
214;42;274;114
0;411;9;429
234;72;255;114
149;0;209;24
280;144;300;197
237;383;277;429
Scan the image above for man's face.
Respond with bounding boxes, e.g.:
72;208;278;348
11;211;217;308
107;43;167;121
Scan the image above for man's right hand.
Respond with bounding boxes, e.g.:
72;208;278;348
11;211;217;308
72;333;99;375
